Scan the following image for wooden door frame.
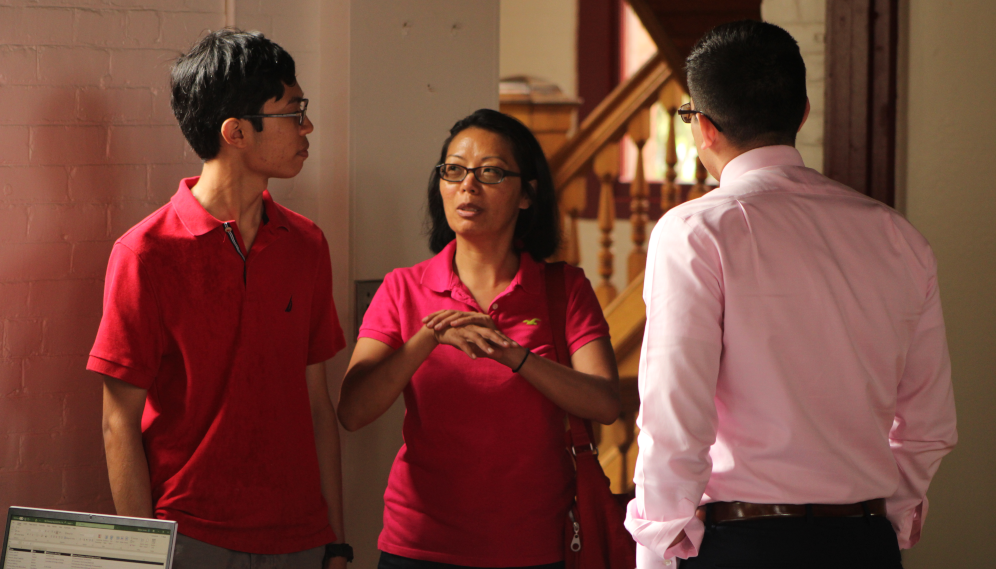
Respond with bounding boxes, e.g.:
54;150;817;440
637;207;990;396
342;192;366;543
824;0;900;206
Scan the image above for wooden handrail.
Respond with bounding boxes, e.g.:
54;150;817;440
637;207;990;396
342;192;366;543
548;53;673;192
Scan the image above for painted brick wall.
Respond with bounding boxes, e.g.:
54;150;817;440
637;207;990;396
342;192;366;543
0;0;224;532
762;0;826;172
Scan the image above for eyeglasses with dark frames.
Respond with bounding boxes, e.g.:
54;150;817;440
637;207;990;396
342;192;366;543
242;99;309;126
436;163;522;185
677;102;724;133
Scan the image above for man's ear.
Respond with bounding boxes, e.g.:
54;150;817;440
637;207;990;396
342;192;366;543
697;114;721;150
798;98;811;132
220;118;248;149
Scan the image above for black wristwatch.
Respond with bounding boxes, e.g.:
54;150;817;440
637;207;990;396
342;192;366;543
324;543;353;563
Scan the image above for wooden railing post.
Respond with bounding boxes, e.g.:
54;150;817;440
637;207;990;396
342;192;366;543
688;157;709;201
627;107;651;283
556;175;587;266
593;142;619;307
660;80;683;213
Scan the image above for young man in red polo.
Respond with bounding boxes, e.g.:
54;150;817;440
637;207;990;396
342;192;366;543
89;30;352;568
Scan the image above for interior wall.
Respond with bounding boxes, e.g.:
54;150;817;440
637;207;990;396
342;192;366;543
0;0;224;533
901;0;996;565
0;2;501;564
500;0;577;97
321;2;500;567
761;0;826;172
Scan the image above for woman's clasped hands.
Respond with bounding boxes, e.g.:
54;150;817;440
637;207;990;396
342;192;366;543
421;309;526;368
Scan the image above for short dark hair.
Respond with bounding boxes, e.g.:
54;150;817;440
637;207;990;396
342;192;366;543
170;29;297;160
426;109;561;261
685;20;807;148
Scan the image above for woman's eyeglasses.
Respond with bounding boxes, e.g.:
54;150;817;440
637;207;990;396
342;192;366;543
437;164;522;185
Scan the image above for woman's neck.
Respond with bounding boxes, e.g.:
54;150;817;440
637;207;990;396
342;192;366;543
452;235;520;310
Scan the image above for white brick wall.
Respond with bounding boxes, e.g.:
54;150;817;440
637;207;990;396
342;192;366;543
0;0;224;526
762;0;826;172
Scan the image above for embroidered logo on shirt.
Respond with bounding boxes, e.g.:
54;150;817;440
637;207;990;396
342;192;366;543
522;318;541;325
285;297;293;312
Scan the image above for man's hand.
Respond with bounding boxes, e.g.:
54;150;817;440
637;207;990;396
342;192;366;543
669;530;687;550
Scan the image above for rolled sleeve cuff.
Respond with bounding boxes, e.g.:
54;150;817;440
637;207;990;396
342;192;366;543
86;355;155;389
890;500;925;549
637;544;676;568
625;499;705;563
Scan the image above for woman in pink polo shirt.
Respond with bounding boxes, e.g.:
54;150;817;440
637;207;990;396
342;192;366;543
339;109;620;569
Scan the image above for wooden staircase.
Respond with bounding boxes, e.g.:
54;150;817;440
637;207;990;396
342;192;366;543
535;0;760;493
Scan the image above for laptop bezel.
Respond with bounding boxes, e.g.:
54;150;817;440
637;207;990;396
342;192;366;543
2;506;177;569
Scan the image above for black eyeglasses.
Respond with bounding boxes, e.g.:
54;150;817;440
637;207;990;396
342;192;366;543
436;163;522;185
243;99;309;126
678;102;724;132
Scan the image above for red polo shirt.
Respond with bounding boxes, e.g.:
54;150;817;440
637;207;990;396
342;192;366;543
88;178;345;554
359;240;610;567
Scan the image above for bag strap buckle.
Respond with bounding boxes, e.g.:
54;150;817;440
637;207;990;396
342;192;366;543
571;443;598;456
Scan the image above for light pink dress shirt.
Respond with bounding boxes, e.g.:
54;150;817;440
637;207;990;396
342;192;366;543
624;146;957;567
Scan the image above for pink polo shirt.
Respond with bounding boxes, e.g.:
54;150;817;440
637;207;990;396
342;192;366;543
624;146;957;567
359;241;609;567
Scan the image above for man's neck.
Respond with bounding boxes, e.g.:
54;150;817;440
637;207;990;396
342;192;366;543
705;142;782;183
190;159;267;250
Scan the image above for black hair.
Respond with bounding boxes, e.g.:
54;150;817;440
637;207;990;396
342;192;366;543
685;20;808;148
426;109;561;261
170;28;297;160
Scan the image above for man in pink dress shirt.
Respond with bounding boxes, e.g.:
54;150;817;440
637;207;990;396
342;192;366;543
624;20;957;568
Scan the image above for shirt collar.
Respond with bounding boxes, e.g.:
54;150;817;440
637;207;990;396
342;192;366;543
171;176;289;236
719;145;806;186
420;240;545;298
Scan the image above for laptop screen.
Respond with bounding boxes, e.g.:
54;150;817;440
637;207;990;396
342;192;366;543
2;507;176;568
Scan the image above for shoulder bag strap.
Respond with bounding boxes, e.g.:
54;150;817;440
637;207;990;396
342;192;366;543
544;262;597;452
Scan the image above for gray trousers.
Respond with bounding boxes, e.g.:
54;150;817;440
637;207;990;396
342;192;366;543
172;534;325;569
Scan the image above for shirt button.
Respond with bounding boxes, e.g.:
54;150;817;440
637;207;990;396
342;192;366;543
665;561;672;566
491;303;498;311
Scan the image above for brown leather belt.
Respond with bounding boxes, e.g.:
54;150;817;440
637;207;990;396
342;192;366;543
695;498;887;524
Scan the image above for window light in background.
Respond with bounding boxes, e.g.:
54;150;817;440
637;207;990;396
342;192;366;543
619;2;714;186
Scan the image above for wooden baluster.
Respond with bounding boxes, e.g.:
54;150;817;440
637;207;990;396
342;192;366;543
627;107;651;283
659;80;683;213
687;157;710;201
598;410;638;494
555;175;587;266
593;142;619;307
617;411;637;494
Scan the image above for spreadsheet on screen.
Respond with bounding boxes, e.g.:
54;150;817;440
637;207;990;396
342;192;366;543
3;512;172;568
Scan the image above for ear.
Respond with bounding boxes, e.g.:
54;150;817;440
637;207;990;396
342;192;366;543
519;179;536;210
798;98;811;132
697;114;721;150
220;118;248;149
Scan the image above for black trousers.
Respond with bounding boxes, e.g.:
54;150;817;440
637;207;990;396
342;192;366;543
378;551;565;569
681;515;903;569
